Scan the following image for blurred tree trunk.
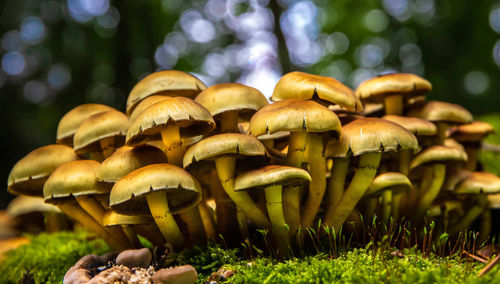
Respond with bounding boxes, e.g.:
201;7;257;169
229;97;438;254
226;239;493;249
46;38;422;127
269;1;292;73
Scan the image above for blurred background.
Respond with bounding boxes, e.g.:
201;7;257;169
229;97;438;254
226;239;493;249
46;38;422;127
1;0;500;208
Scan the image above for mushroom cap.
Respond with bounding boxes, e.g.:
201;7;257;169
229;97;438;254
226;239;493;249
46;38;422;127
271;71;362;111
410;145;468;169
443;168;471;191
73;110;129;155
356;73;432;103
126;97;215;146
97;145;167;183
454;172;500;195
488;193;500;209
449;121;495;142
249;99;341;137
382;115;437;136
325;117;418;158
8;144;80;196
102;210;152;226
43;160;108;204
109;164;202;215
363;172;412;198
126;70;207;115
407;101;473;124
234;165;311;192
427;200;462;217
57;104;115;146
443;138;465;151
129;95;172;123
195;83;269;121
183;133;266;169
7;196;60;216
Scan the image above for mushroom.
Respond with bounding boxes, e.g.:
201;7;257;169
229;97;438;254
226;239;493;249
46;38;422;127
356;73;432;115
126;70;207;115
128;95;172;123
249;99;341;231
184;133;271;229
449;121;495;171
57;104;115;146
43;160;129;249
234;165;311;257
74;110;129;161
324;117;418;232
410;145;467;220
110;164;202;249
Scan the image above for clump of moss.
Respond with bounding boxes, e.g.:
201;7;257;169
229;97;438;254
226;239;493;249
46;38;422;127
0;230;110;284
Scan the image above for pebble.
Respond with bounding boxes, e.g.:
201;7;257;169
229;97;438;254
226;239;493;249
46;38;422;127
116;248;152;268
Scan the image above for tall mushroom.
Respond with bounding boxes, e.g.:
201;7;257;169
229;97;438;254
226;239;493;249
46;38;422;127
110;164;202;249
324;118;418;232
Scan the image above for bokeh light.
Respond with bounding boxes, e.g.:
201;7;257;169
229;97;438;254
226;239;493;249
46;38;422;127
47;63;71;90
1;52;26;76
20;17;46;45
464;70;490;95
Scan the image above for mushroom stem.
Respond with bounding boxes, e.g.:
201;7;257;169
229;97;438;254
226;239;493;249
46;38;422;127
283;131;308;234
160;125;183;165
198;202;217;240
214;156;271;228
415;164;446;220
265;184;289;258
465;145;479;171
89;152;104;162
381;190;392;224
121;225;142;248
56;201;124;250
236;206;249;239
136;223;165;247
324;152;382;232
325;157;349;220
75;195;132;248
301;133;326;227
179;207;207;245
392;151;411;219
220;110;239;132
435;122;448;145
43;212;68;233
384;95;403;115
448;195;487;235
479;206;491;244
100;136;115;159
146;190;186;249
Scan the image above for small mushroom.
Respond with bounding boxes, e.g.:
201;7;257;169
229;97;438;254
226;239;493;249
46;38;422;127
7;195;67;233
449;121;495;171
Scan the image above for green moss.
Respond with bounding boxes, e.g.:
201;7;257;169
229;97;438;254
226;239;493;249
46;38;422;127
0;230;110;284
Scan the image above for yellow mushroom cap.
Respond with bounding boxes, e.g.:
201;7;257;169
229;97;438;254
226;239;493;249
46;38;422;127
356;73;432;103
195;83;269;121
8;144;80;196
73;110;129;155
97;145;167;183
454;172;500;195
427;200;463;217
443;138;465;151
449;121;495;142
234;165;311;191
7;196;60;216
183;133;267;169
326;117;418;158
126;97;215;146
129;95;172;123
382;115;437;136
126;70;207;115
102;210;152;226
249;99;341;138
488;193;500;209
407;100;473;124
443;168;471;191
43;160;108;204
410;145;467;170
364;172;412;198
109;163;202;215
57;104;115;146
271;71;362;111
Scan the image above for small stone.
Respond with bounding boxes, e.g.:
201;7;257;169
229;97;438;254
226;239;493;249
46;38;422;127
116;248;152;268
152;265;197;284
64;254;104;284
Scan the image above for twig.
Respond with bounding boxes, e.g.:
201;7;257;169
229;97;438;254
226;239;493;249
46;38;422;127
479;253;500;276
462;250;488;263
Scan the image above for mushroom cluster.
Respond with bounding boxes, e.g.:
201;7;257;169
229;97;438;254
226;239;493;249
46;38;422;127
7;70;500;255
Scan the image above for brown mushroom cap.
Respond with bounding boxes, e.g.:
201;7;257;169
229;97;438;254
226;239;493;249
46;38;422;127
488;193;500;209
8;144;80;196
356;73;432;103
249;99;341;138
234;165;311;191
109;164;202;215
128;95;172;123
7;196;61;216
410;145;467;170
195;83;269;121
126;70;206;115
73;110;129;155
57;104;115;146
407;101;473;124
449;121;495;142
183;133;267;169
326;117;418;158
363;172;412;197
271;71;362;111
126;97;215;146
43;160;108;204
97;145;167;183
382;115;437;136
454;172;500;195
